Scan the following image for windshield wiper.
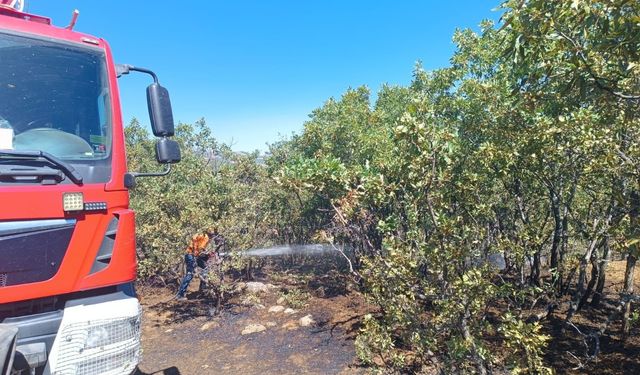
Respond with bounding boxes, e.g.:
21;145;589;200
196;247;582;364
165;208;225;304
0;165;65;184
0;150;83;184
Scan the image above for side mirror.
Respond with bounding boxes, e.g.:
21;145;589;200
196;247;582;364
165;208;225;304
147;83;175;137
119;64;181;189
156;138;181;164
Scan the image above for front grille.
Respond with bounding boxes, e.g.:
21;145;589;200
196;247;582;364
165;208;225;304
0;273;6;287
0;219;75;286
53;309;141;375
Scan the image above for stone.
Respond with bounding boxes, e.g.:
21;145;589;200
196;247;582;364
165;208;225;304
268;305;285;313
283;308;297;314
241;324;266;335
245;282;271;294
200;321;219;331
240;296;261;306
299;315;315;327
265;321;277;327
276;296;286;305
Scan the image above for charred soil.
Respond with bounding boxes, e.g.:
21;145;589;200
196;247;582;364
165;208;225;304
135;258;640;374
135;257;369;375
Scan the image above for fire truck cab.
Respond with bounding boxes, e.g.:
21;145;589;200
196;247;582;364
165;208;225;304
0;2;180;374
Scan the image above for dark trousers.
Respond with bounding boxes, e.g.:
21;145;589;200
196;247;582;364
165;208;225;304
177;253;208;297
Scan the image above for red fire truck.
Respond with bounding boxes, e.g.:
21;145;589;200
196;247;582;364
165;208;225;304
0;2;180;374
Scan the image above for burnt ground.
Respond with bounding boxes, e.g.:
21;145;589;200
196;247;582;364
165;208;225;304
134;257;640;375
134;256;369;375
543;260;640;375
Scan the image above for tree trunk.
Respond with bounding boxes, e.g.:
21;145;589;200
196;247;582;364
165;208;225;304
579;246;599;310
559;207;569;291
591;237;610;308
559;181;577;293
503;249;512;273
531;250;542;286
550;192;562;292
565;237;599;325
623;190;640;340
461;305;488;375
622;253;637;340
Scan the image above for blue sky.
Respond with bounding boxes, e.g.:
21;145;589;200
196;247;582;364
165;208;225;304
27;1;500;152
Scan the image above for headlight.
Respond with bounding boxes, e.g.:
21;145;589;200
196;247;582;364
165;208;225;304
84;326;110;350
82;318;139;351
48;295;142;375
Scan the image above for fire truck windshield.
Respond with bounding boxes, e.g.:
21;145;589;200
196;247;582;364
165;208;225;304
0;31;113;183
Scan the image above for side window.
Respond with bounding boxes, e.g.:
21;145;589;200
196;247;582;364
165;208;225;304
90;91;110;155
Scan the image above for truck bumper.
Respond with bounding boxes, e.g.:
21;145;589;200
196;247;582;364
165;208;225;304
0;325;18;375
2;290;141;375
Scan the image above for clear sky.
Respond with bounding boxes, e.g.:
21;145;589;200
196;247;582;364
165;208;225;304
27;1;500;152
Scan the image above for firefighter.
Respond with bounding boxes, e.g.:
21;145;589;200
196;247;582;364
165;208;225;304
176;227;225;300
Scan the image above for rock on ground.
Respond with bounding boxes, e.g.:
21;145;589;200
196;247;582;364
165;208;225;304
241;324;267;335
244;282;273;294
299;315;315;327
241;296;261;306
200;321;219;331
284;308;297;314
268;305;285;313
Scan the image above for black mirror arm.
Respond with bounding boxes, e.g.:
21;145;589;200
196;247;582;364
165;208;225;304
115;64;159;83
124;165;172;189
128;164;172;178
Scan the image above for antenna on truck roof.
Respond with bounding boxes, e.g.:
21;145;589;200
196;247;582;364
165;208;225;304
66;9;79;30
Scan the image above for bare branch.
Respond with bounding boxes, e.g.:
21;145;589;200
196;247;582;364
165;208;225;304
329;241;361;280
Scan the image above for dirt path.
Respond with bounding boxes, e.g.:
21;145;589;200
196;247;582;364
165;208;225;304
135;283;367;375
